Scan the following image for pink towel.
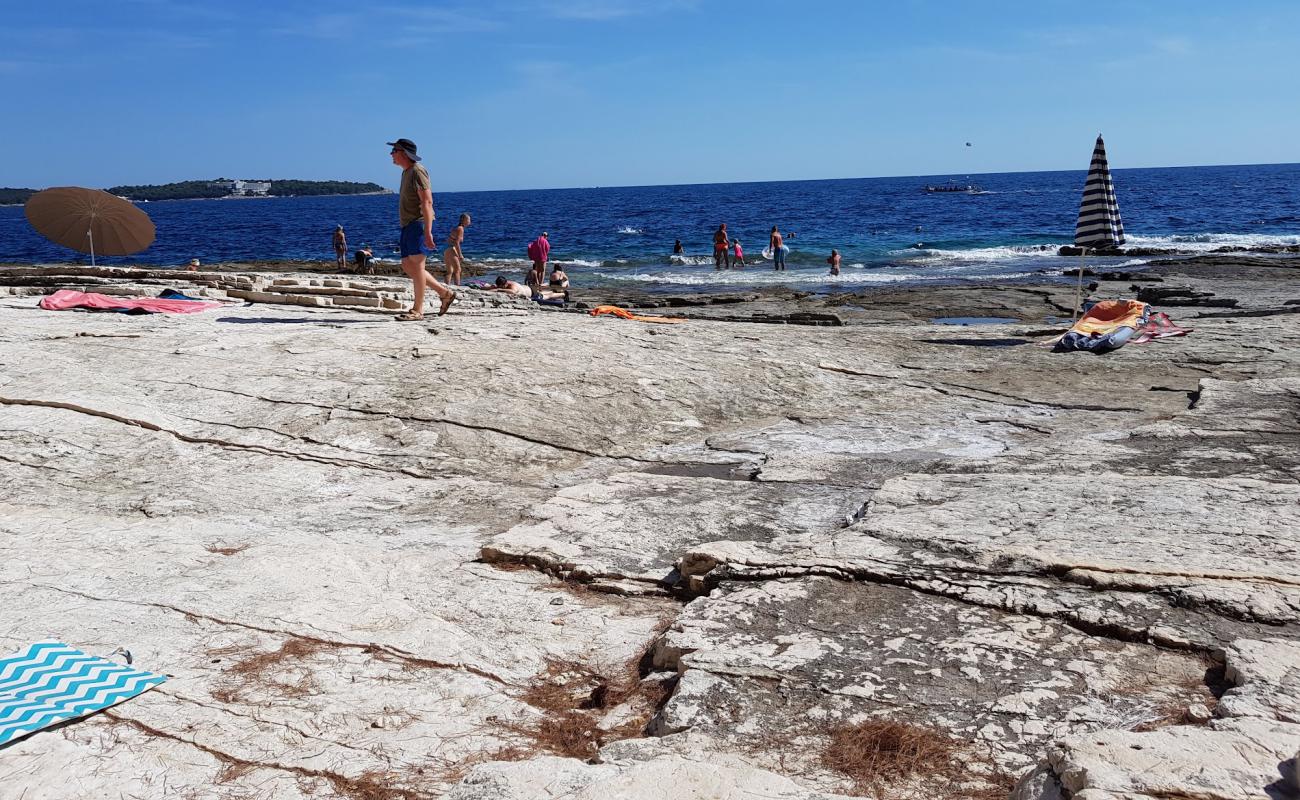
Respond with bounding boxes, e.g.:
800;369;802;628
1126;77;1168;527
39;289;225;314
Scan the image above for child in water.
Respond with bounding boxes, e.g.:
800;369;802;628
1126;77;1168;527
827;249;841;276
732;239;744;268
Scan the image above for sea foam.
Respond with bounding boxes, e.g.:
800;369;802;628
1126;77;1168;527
592;268;1036;287
1123;232;1300;252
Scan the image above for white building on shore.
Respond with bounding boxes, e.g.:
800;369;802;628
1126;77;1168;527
212;179;272;197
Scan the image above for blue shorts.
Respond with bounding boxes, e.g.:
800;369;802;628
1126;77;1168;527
399;220;428;257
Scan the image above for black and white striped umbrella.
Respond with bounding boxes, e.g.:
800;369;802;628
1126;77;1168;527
1074;134;1125;249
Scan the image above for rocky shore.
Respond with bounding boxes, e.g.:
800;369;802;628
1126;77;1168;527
1;255;1297;799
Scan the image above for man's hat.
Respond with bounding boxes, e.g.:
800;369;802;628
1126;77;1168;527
386;138;421;162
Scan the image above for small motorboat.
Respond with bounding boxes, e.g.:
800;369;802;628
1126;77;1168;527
925;181;982;194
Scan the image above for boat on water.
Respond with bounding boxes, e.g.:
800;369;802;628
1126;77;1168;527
924;181;982;194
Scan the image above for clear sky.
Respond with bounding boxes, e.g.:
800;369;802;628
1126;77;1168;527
2;0;1297;191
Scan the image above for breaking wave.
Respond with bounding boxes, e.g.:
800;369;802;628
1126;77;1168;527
893;243;1062;264
592;268;1037;287
1122;232;1300;252
669;254;715;266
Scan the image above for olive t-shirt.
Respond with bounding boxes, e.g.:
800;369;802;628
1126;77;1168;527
399;163;432;227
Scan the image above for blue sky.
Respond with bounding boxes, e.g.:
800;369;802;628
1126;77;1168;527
2;0;1297;191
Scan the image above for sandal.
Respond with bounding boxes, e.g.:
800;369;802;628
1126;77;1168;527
438;291;457;317
394;311;424;322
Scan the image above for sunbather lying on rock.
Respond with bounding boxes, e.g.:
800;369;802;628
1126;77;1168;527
485;276;532;298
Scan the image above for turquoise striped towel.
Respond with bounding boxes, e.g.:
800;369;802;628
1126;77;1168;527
0;641;166;748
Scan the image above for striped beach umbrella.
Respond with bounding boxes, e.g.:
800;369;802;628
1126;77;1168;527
1071;134;1124;317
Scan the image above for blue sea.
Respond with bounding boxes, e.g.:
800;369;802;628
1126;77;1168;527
3;164;1298;294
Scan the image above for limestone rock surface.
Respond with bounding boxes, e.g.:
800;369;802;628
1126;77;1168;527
1;261;1298;799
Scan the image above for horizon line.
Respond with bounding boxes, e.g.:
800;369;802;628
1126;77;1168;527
9;159;1296;197
434;159;1300;195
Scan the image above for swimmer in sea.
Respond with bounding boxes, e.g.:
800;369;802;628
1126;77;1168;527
827;249;841;276
769;226;785;271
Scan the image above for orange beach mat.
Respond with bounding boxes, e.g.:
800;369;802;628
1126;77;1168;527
590;305;686;324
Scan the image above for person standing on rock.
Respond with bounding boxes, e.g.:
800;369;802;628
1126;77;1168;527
527;232;550;290
388;138;455;321
332;225;347;272
444;213;471;286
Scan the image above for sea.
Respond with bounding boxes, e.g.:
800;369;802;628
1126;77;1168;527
3;163;1298;295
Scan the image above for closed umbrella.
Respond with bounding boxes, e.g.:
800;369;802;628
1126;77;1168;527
24;187;155;266
1072;134;1125;318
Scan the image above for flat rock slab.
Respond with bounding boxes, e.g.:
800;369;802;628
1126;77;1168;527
650;576;1217;788
483;472;862;590
1040;717;1300;800
446;754;857;800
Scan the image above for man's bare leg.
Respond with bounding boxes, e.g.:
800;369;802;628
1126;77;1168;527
401;255;428;318
401;255;455;319
422;270;451;295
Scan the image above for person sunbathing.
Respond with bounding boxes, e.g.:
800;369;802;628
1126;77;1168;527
547;267;571;301
485;275;532;298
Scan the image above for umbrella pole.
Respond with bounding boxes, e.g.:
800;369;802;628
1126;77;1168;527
87;228;96;268
1073;250;1086;320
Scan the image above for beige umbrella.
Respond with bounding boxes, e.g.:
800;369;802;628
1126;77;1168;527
24;187;155;266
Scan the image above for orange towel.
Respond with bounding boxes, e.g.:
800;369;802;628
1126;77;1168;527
1069;299;1147;336
589;305;686;324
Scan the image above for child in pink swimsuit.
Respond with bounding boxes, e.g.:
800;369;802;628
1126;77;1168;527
732;239;744;268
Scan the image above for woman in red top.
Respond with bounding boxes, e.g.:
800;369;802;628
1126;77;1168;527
713;223;730;270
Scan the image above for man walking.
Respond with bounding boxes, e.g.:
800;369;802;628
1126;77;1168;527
388;138;455;320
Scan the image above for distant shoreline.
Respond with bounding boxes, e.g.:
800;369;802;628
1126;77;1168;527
1;190;393;207
170;190;394;202
1;191;394;207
